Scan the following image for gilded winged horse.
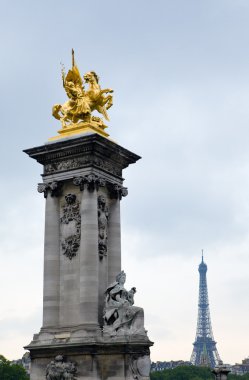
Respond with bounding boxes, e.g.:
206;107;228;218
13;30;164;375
52;50;113;128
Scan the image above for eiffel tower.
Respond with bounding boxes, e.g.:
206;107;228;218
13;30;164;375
190;253;222;368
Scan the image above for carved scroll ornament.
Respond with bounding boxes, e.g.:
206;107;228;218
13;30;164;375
37;181;62;198
73;175;128;200
108;183;128;200
73;174;106;191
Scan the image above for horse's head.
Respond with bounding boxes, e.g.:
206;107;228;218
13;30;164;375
84;71;99;85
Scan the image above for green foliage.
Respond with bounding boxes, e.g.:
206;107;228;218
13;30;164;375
229;375;249;380
151;366;213;380
0;355;29;380
151;366;249;380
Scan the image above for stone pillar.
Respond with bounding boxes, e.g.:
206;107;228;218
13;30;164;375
108;198;121;284
39;183;61;328
212;366;231;380
24;133;146;380
98;252;108;326
79;187;99;327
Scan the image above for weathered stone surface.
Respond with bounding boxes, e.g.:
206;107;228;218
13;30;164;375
98;195;109;259
24;133;152;380
24;133;140;181
103;271;147;338
28;340;152;380
60;193;81;260
46;355;77;379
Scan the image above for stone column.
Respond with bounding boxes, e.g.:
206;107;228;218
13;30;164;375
98;254;108;326
107;185;127;284
79;186;99;326
39;183;61;328
108;198;121;284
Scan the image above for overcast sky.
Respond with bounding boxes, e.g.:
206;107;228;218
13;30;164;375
0;0;248;364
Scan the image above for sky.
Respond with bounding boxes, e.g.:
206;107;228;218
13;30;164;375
0;0;248;364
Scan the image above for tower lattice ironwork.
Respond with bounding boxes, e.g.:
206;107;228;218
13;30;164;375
190;254;221;368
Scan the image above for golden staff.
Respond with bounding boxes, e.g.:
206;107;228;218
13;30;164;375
72;48;75;68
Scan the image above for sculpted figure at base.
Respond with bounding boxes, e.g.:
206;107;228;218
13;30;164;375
46;355;77;380
130;354;151;380
52;49;113;129
103;271;146;336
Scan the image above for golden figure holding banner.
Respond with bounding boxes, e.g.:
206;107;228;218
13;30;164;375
51;50;113;140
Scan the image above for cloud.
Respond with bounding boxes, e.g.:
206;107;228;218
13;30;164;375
0;0;248;365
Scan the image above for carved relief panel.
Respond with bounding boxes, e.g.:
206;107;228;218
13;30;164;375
130;353;151;380
60;193;81;260
46;355;77;379
98;195;109;259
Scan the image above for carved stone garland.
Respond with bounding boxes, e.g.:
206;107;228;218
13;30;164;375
60;194;81;260
98;195;109;259
46;355;77;380
44;156;121;176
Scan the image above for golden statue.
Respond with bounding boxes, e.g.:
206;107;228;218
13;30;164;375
51;50;113;140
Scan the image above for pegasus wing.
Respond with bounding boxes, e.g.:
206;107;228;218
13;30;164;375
65;64;83;88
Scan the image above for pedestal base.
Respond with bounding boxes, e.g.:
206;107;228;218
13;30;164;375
26;335;152;380
48;120;109;141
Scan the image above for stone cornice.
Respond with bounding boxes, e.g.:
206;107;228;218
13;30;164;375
24;134;141;179
25;339;153;357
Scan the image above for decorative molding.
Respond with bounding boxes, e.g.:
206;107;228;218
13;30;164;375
38;176;127;201
60;194;81;260
46;355;77;379
108;183;128;200
73;176;128;199
24;134;141;174
98;195;109;259
44;156;92;174
37;181;62;198
93;157;121;176
44;156;121;176
73;174;106;191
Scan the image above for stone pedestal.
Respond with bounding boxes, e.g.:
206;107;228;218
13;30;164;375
24;133;153;379
212;366;231;380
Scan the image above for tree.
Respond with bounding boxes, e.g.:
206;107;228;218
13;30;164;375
229;375;249;380
151;366;213;380
0;355;29;380
150;366;249;380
